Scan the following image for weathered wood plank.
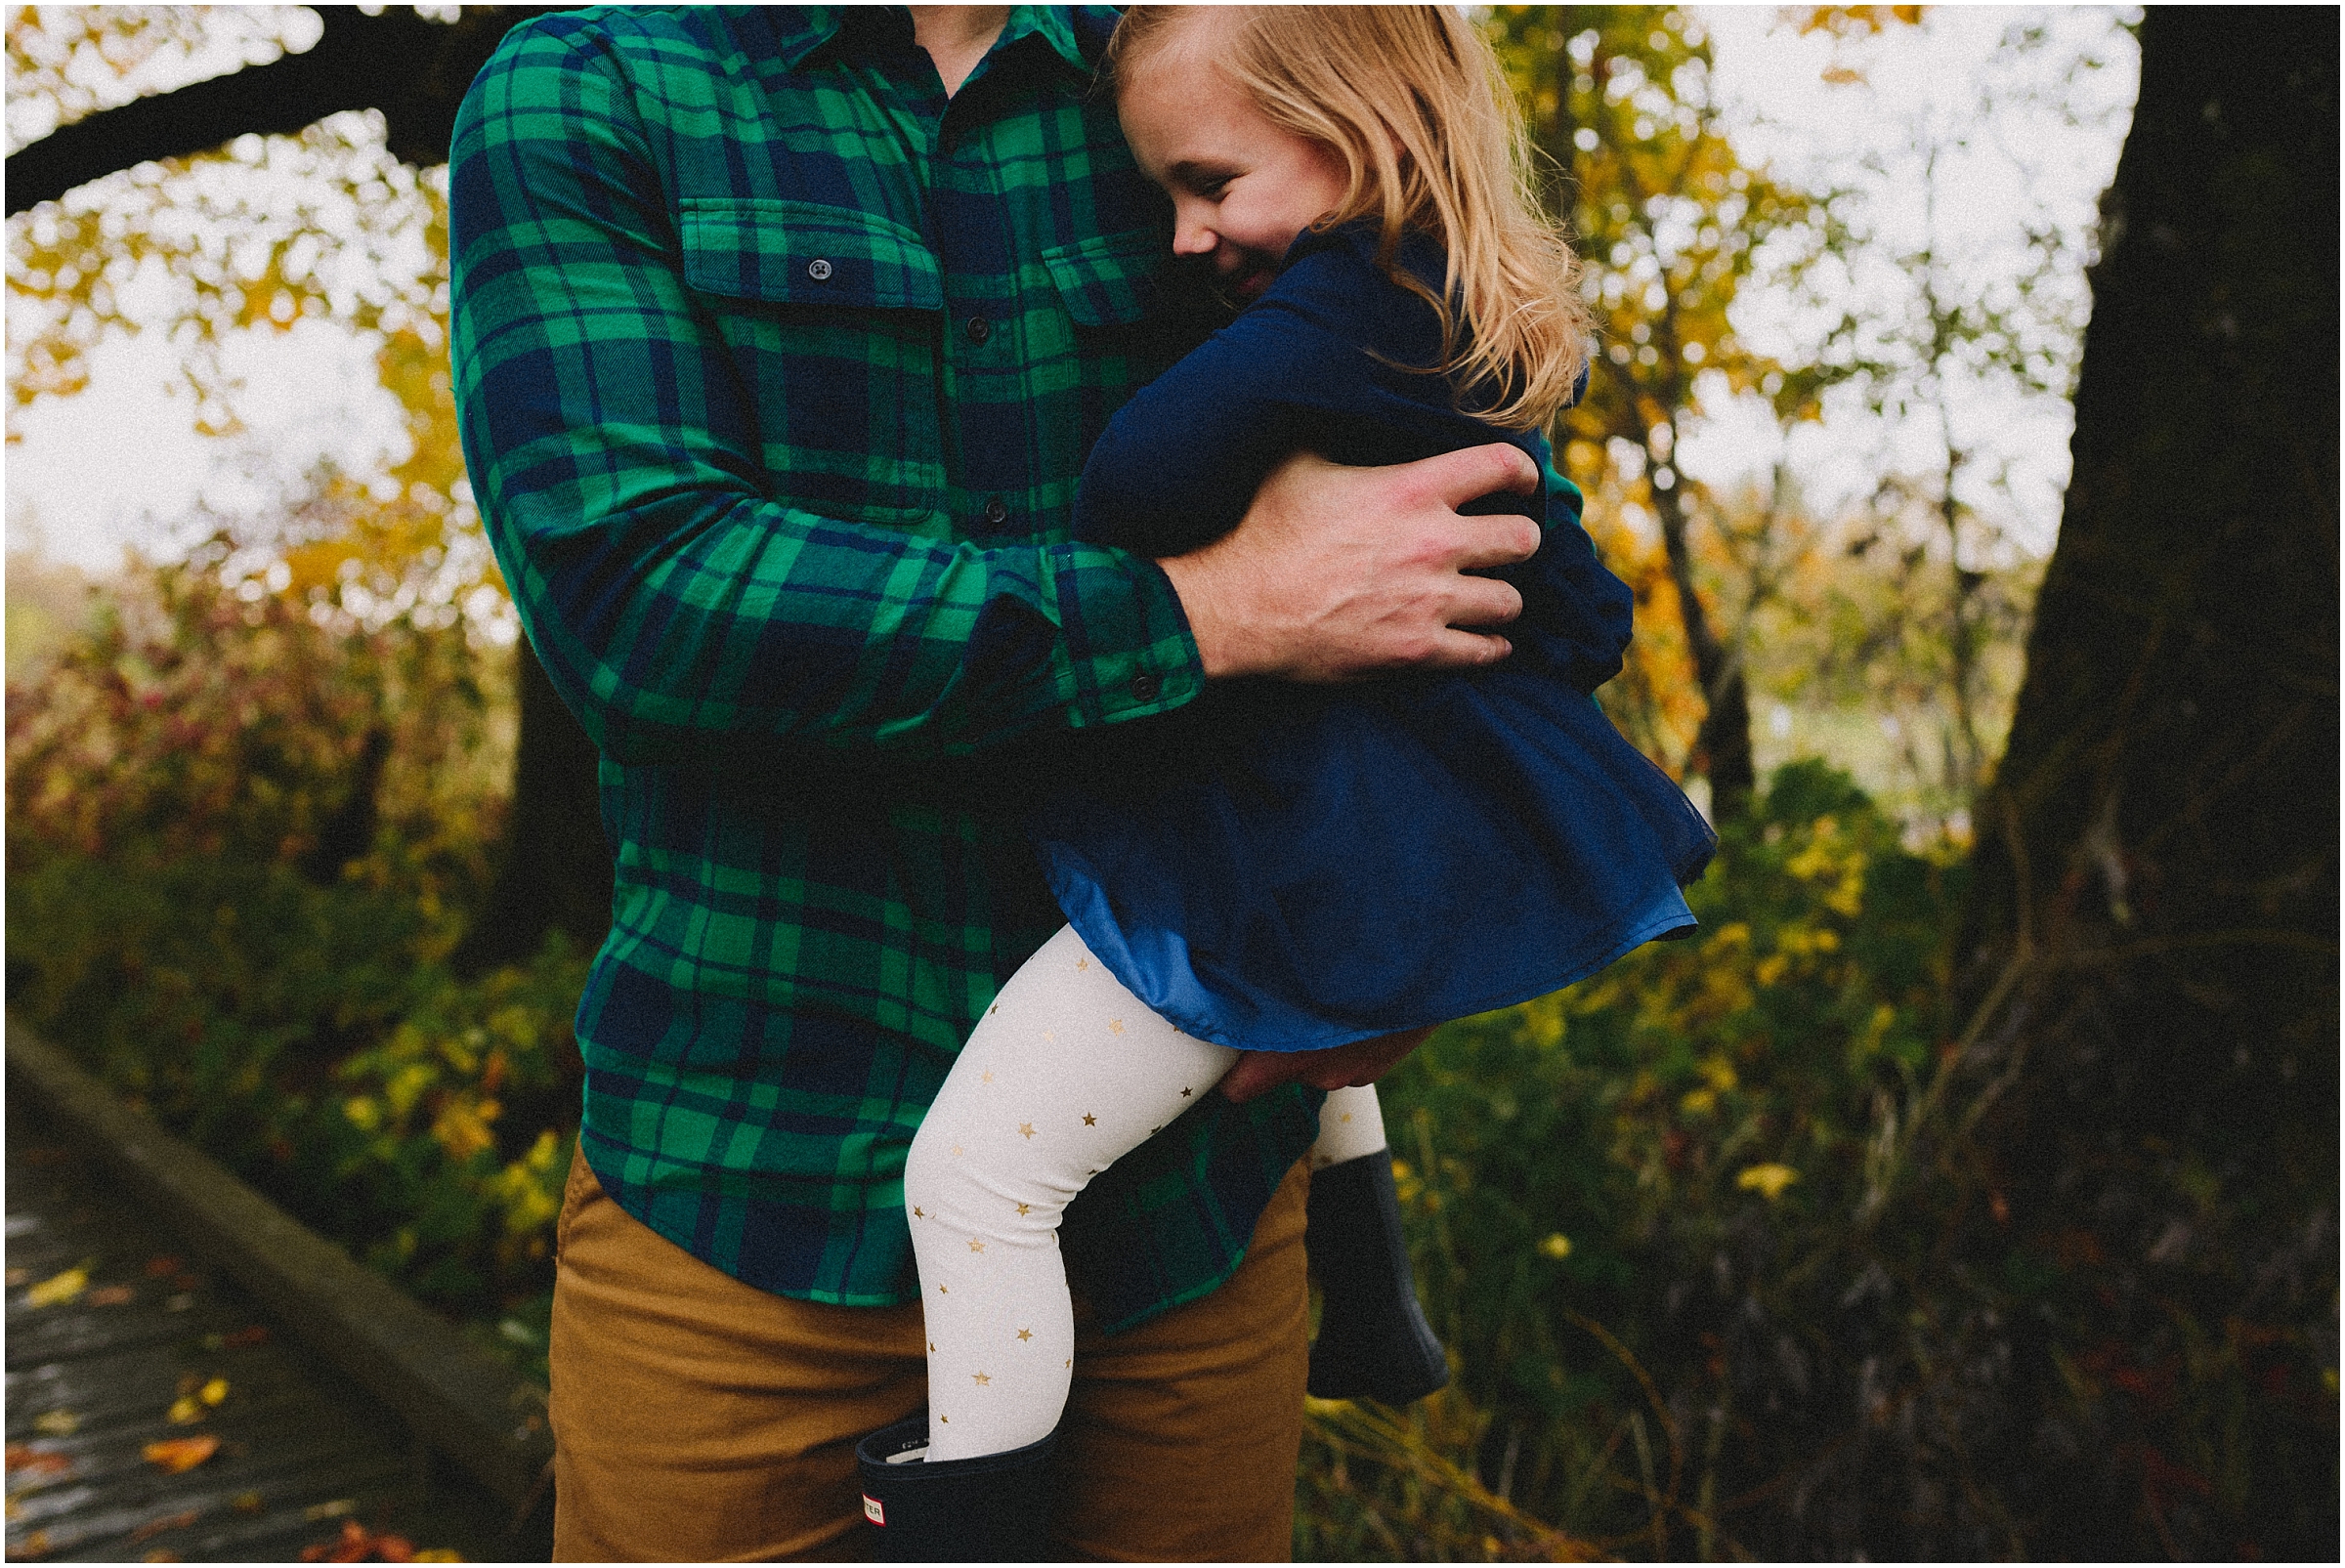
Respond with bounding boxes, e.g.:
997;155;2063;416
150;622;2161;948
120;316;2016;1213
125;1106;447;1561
5;1017;554;1511
6;1080;548;1561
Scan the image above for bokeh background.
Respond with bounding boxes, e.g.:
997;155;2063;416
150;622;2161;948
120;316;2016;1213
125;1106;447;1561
6;6;2334;1559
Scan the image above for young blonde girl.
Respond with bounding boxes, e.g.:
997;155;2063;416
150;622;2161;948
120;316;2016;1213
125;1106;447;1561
856;10;1712;1557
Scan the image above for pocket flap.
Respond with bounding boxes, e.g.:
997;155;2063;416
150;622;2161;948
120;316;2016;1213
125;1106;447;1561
1041;230;1163;327
680;198;943;311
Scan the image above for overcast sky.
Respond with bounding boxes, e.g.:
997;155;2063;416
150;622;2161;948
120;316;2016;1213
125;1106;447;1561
5;6;2138;575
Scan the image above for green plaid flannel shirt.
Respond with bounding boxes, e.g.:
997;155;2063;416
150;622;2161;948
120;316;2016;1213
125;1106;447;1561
448;5;1321;1330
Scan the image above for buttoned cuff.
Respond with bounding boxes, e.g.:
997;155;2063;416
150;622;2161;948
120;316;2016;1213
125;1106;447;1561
1045;541;1206;728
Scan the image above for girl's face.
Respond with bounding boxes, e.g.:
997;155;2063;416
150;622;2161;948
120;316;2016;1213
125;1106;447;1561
1118;23;1349;305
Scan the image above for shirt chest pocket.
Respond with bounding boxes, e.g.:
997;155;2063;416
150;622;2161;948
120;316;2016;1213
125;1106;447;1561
679;197;949;529
1023;229;1178;487
1039;230;1158;328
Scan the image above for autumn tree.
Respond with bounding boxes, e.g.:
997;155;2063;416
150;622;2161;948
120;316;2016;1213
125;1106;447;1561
6;4;599;966
1485;6;1833;821
1787;11;2127;830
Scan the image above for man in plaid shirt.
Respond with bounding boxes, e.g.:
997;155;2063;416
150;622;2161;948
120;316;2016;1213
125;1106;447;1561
450;7;1556;1557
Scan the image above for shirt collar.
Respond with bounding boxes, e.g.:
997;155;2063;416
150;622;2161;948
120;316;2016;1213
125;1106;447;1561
783;7;1099;76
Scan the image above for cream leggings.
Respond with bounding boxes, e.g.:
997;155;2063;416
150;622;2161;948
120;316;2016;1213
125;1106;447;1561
905;924;1385;1461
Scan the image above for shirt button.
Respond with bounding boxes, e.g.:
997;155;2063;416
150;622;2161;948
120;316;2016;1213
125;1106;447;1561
806;258;833;281
1130;672;1162;701
964;316;993;345
982;496;1009;527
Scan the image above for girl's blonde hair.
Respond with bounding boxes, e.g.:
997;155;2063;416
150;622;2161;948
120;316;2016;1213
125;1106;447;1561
1106;5;1591;431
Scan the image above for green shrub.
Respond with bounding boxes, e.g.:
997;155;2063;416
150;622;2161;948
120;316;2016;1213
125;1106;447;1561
1303;760;1967;1557
6;549;577;1326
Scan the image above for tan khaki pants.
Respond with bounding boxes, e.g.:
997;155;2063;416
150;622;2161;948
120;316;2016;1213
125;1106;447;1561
547;1149;1310;1561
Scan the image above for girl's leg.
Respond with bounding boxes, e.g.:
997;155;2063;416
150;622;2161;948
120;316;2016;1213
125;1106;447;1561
1301;1082;1451;1404
904;925;1237;1462
1310;1084;1389;1166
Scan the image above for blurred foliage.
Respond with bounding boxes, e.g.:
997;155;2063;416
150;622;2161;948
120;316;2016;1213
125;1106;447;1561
6;516;506;884
3;7;319;152
1488;5;1828;798
1304;759;2332;1559
5;532;575;1338
1300;760;1955;1556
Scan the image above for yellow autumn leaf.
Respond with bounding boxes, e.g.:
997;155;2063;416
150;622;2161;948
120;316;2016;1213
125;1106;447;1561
199;1377;229;1407
1539;1233;1573;1260
432;1097;500;1163
142;1436;220;1473
24;1266;88;1308
32;1411;78;1437
166;1395;205;1425
1737;1163;1800;1201
413;1551;466;1562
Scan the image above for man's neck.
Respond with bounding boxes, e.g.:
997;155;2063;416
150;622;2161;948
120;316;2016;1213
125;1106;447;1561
910;6;1011;98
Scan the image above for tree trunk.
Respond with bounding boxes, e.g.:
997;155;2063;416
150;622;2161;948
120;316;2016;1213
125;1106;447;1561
1952;8;2337;1555
451;640;613;973
1649;475;1757;819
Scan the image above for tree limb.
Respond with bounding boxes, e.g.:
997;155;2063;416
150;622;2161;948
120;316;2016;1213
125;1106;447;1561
6;7;550;216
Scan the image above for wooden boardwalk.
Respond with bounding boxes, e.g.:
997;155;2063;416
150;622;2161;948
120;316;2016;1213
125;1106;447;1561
5;1101;535;1562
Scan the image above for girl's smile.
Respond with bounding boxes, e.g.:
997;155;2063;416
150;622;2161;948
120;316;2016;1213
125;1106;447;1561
1116;19;1350;304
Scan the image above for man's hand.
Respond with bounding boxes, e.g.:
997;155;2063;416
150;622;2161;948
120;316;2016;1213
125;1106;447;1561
1157;445;1542;683
1218;1026;1435;1104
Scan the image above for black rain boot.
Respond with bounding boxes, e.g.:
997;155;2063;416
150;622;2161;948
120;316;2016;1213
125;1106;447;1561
1304;1147;1450;1404
855;1415;1058;1562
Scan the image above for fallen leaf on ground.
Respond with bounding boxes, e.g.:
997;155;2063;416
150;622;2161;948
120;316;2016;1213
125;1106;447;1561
222;1325;271;1348
14;1528;53;1557
5;1444;73;1479
145;1255;183;1277
130;1510;202;1545
303;1501;357;1523
87;1285;136;1306
199;1377;229;1407
143;1552;181;1563
141;1436;220;1473
166;1396;206;1425
301;1519;418;1561
232;1492;266;1515
4;1267;28;1286
23;1267;88;1308
411;1551;464;1562
31;1411;79;1436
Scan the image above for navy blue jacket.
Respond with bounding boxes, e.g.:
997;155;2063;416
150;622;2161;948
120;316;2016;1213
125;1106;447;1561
1030;223;1717;1051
